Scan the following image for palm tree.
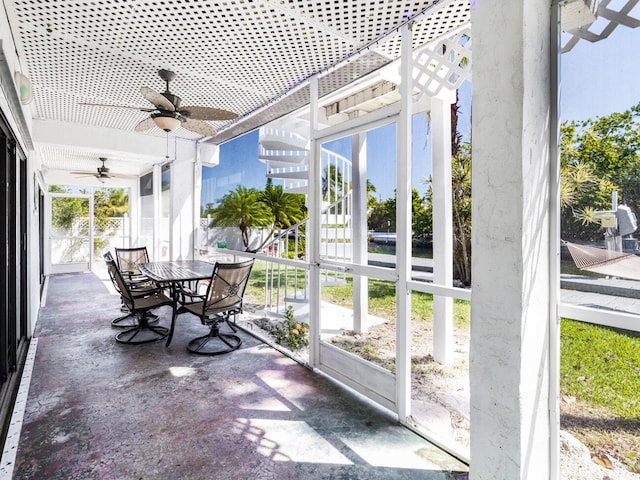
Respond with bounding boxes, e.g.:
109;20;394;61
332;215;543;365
366;179;377;212
452;144;472;285
322;164;344;203
209;185;272;251
260;182;305;230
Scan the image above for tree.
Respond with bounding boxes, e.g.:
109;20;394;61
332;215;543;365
260;181;305;232
559;103;640;241
208;186;272;251
255;181;306;253
367;188;427;237
322;164;345;203
366;180;377;212
368;193;395;232
451;143;472;285
206;183;305;253
565;102;640;209
95;188;128;217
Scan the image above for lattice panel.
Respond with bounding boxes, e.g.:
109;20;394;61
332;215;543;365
412;28;472;98
562;0;640;52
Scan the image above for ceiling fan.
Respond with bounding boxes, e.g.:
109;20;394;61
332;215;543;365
70;158;133;183
81;69;238;137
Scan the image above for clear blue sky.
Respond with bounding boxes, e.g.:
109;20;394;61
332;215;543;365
202;25;639;208
561;26;639;122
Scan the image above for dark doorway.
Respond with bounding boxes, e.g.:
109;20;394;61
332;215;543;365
0;111;29;444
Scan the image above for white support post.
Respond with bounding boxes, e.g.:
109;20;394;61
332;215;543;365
170;141;196;260
396;19;413;422
152;163;162;261
128;178;140;248
193;155;204;258
308;76;321;369
549;3;562;479
352;132;368;333
470;0;552;478
431;93;455;365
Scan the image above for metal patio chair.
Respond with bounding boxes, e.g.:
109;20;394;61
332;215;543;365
104;252;172;344
112;246;160;327
177;259;254;355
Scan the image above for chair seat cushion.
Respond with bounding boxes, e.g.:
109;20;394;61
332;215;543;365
181;301;241;318
136;292;172;309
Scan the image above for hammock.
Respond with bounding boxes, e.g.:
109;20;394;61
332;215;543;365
565;242;640;281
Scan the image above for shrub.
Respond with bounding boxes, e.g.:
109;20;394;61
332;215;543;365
271;306;309;351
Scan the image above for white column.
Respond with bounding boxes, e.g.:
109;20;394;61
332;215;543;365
431;93;455;365
395;19;413;422
470;0;552;478
193;157;204;258
128;178;140;247
170;139;196;260
152;163;162;261
352;132;369;333
308;76;321;368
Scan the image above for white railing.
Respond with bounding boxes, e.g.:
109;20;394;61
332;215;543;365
321;149;352;207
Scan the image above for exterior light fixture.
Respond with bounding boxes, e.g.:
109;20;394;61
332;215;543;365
151;113;181;132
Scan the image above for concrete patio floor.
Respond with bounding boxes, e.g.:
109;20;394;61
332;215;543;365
3;272;468;479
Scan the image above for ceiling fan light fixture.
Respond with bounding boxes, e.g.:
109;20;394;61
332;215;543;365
152;114;181;132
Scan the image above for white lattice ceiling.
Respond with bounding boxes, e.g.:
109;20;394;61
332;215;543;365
4;0;471;177
4;0;640;180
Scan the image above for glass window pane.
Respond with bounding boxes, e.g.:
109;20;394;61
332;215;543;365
140;172;154;258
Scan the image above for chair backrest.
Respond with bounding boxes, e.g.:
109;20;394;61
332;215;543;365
104;251;135;309
114;246;149;277
202;259;254;317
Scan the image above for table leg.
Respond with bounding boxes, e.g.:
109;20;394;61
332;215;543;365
165;281;178;347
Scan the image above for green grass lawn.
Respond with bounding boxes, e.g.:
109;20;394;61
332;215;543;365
560;318;640;419
321;275;471;328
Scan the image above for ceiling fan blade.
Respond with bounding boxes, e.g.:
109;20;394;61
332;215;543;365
181;118;217;137
69;171;94;175
140;86;175;111
179;106;238;121
106;173;137;179
134;117;157;132
79;102;156;112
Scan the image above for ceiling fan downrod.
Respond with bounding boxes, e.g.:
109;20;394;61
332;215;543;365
157;69;181;109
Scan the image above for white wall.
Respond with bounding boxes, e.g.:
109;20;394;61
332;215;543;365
1;13;41;338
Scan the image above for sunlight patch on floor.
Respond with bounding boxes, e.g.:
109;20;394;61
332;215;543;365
235;418;352;465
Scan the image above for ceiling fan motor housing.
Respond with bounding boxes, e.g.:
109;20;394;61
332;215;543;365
98;158;109;174
162;92;181;110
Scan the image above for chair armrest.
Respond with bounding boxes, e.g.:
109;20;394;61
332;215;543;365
177;280;209;304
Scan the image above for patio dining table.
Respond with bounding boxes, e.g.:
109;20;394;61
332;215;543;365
138;260;214;347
